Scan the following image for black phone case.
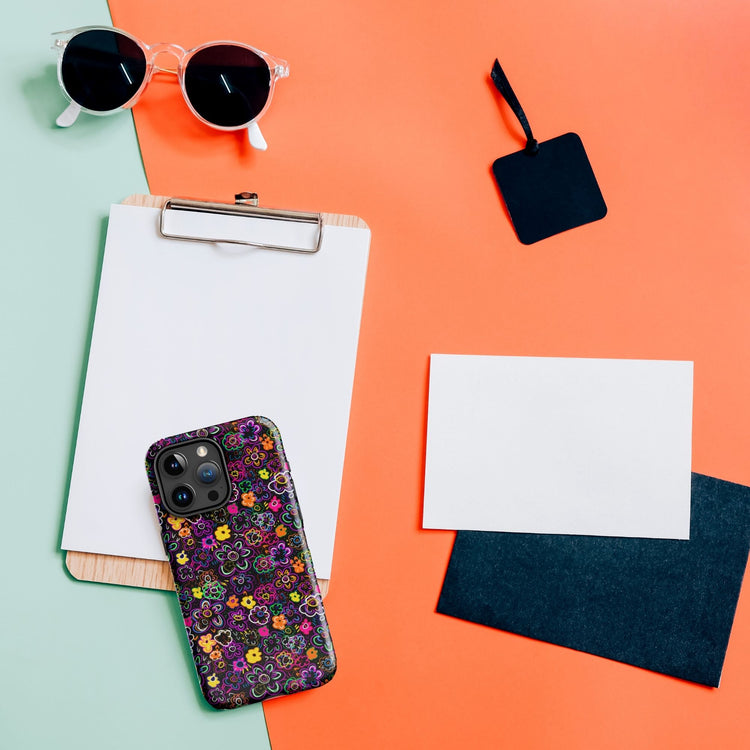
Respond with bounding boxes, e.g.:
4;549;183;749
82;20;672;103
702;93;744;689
145;415;336;709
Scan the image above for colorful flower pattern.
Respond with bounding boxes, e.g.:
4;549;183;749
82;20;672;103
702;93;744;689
145;416;336;709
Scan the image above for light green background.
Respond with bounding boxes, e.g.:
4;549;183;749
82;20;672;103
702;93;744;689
0;2;270;747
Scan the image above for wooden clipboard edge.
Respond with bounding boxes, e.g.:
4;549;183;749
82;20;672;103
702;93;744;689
62;192;358;599
66;550;175;591
66;550;329;597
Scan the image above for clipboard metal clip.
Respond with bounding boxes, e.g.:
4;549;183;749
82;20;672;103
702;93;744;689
159;192;324;254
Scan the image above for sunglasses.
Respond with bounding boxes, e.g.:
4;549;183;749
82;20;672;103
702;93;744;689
52;26;289;150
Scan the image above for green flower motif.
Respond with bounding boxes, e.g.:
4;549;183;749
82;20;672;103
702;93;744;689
270;602;284;616
253;555;275;574
222;432;243;451
202;580;227;600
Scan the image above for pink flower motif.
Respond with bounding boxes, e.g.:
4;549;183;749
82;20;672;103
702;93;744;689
268;497;282;512
227;503;238;515
202;536;219;550
299;620;313;635
258;626;270;637
232;658;247;672
185;617;193;628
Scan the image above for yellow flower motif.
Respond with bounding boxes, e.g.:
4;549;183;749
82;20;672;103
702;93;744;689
241;595;256;609
245;647;262;664
167;516;183;530
289;591;301;603
192;587;203;599
175;551;189;565
214;524;231;541
198;634;216;654
306;647;318;660
258;469;270;480
206;674;219;688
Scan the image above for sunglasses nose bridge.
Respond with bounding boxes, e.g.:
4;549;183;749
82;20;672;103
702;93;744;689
148;43;186;74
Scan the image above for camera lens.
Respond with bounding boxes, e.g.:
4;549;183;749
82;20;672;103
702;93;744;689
196;461;220;485
171;485;194;508
163;453;186;476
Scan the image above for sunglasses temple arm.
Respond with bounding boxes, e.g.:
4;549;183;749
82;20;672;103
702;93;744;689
56;104;269;148
56;101;82;128
247;122;267;151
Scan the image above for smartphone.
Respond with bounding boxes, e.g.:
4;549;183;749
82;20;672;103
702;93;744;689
145;415;336;709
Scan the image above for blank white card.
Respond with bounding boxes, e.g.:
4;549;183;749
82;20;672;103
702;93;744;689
423;355;693;539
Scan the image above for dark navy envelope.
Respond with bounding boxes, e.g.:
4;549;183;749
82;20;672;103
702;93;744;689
437;473;750;687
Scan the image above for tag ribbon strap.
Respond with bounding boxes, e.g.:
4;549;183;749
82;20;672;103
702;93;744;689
491;60;539;155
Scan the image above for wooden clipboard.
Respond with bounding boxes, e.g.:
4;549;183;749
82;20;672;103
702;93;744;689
65;193;368;596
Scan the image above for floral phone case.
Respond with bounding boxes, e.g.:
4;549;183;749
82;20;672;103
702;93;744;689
145;416;336;709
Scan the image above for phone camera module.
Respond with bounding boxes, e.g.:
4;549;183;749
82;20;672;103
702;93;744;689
196;461;221;485
163;453;187;476
157;441;229;515
171;485;194;508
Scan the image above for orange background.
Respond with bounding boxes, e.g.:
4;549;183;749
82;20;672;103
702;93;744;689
107;1;750;747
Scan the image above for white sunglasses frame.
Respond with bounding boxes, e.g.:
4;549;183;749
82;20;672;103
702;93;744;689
51;26;289;150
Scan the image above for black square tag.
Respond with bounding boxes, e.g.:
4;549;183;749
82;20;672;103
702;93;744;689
493;132;607;245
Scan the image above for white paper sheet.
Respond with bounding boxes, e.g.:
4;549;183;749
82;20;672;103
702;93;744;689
423;354;693;538
62;204;370;579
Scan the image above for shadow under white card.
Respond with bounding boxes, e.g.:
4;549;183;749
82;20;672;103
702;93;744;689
62;203;370;580
423;354;693;538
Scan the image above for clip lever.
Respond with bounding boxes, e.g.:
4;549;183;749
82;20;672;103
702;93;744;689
158;194;324;254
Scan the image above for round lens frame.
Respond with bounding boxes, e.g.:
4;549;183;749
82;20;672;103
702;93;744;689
181;42;273;129
59;28;148;113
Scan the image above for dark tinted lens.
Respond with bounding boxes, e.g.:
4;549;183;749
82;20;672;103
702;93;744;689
183;44;271;127
61;29;147;111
